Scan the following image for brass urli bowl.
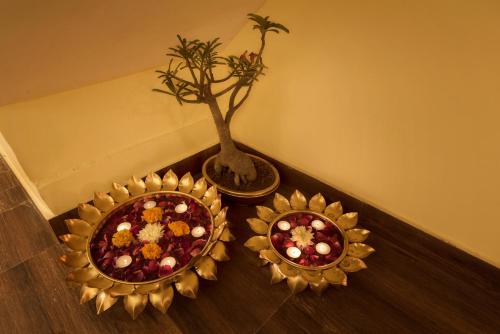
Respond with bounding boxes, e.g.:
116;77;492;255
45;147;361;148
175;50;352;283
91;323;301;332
86;191;215;286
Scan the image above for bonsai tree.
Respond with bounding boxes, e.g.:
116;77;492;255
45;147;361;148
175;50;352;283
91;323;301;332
154;14;289;186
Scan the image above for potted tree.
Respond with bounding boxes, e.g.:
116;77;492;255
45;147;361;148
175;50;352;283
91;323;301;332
154;14;288;200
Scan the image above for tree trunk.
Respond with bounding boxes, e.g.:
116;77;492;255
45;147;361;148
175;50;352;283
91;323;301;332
207;98;257;185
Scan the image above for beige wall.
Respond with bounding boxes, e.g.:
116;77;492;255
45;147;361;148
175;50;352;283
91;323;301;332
0;0;498;266
0;0;264;106
0;69;217;215
225;0;500;265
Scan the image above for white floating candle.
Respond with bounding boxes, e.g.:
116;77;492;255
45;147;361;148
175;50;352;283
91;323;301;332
117;222;131;231
115;255;132;268
143;200;157;209
175;203;188;213
311;219;326;230
277;220;291;231
191;226;206;238
286;246;301;259
315;242;331;255
160;256;176;268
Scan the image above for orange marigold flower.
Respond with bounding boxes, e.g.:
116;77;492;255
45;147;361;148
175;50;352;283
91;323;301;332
112;230;133;248
168;220;191;237
142;207;163;224
141;242;162;260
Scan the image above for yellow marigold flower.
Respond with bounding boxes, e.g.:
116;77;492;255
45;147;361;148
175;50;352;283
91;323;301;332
168;220;191;237
142;207;163;224
141;242;162;260
112;230;133;248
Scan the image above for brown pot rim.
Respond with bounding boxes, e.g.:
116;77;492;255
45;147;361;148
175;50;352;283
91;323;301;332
202;153;280;199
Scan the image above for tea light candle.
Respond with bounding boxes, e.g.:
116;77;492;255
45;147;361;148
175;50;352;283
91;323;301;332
115;255;132;268
144;200;157;209
191;226;206;238
311;219;326;230
286;246;301;259
315;242;331;255
117;222;131;231
175;202;188;213
160;256;176;268
277;220;291;231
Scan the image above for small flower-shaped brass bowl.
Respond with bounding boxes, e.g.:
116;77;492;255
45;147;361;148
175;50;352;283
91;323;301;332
59;170;234;319
244;190;374;295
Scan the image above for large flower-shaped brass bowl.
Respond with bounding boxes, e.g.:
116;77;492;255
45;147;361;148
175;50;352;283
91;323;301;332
59;170;233;319
244;190;374;295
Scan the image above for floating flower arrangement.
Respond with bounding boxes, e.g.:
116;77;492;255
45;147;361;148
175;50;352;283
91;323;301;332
245;190;375;295
90;193;213;282
270;212;345;268
59;170;234;319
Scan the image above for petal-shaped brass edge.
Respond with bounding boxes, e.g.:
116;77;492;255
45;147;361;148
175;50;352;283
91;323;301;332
96;290;118;315
214;207;228;227
290;190;307;210
202;185;218;206
300;269;323;284
210;223;226;244
60;251;89;268
109;283;136;297
323;267;347;286
145;172;162;192
278;262;299;277
178;172;194;193
309;278;329;296
80;283;100;304
345;229;370;243
273;193;291;213
219;227;235;242
270;263;286;284
191;177;207;199
287;275;308;294
339;256;367;272
260;249;281;264
59;234;87;251
110;182;130;203
78;203;101;224
337;212;358;230
134;282;160;294
195;256;218;280
210;241;230;261
67;266;100;283
162;169;178;190
244;236;269;252
175;270;199;299
210;195;222;216
324;201;343;221
87;275;114;290
309;193;326;213
127;176;146;196
93;192;114;212
256;206;277;223
124;293;148;319
65;219;92;237
149;283;174;314
348;243;375;259
247;218;268;235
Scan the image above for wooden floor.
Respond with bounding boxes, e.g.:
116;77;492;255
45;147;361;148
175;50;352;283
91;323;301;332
1;150;499;334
